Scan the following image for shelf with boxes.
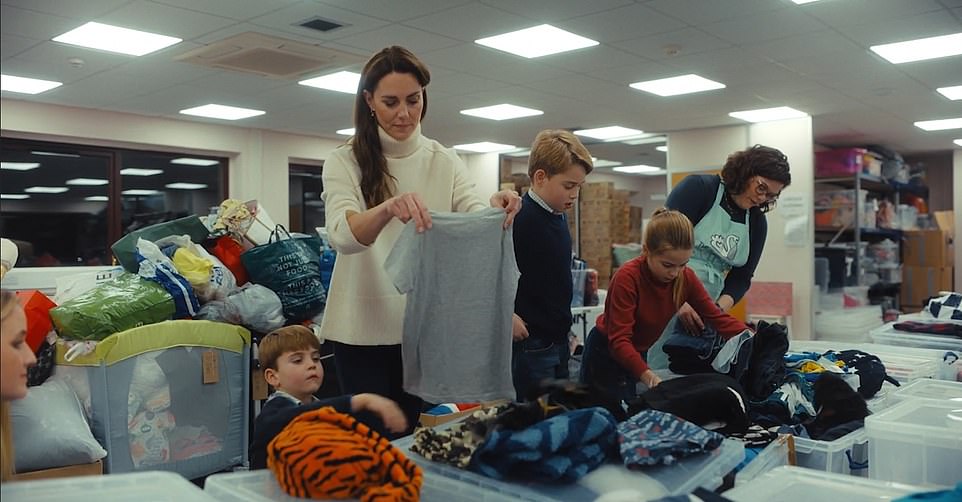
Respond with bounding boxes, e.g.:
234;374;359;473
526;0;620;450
568;182;643;289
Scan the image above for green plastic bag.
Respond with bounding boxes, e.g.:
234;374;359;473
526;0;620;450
49;273;175;341
112;216;210;272
241;225;326;322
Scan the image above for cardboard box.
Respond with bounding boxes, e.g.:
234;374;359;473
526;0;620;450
580;182;613;200
901;266;953;306
932;211;954;239
418;400;508;428
10;460;103;481
903;230;953;267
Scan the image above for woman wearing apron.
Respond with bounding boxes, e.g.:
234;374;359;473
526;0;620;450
646;145;791;370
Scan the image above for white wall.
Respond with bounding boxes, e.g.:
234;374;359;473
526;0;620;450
1;99;343;227
667;118;815;340
461;152;499;202
955;150;962;291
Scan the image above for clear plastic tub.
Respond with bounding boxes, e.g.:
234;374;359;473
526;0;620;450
394;435;744;501
0;471;217;502
734;434;791;486
869;322;962;352
866;400;962;486
204;469;525;502
788;340;941;384
725;465;926;502
888;379;962;406
814;306;883;342
793;428;870;477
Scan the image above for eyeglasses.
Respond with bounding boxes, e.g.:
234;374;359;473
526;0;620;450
753;177;781;202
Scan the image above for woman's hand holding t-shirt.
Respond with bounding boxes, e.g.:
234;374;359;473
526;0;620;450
489;189;522;228
384;191;433;233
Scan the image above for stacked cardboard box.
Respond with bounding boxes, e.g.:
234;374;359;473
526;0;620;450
628;206;643;244
574;182;645;287
901;227;954;308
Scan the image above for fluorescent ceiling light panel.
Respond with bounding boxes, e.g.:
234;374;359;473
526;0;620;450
655;146;668;153
729;106;808;123
1;74;62;94
870;33;962;64
336;128;355;136
476;24;599;59
1;162;40;171
460;104;544;121
170;157;219;166
25;186;69;194
31;151;79;157
453;142;517;153
122;189;161;196
613;165;663;174
955;139;962;147
66;178;109;186
629;74;726;97
914;118;962;131
298;71;361;94
165;182;208;190
592;159;621;168
937;85;962;101
1;194;29;200
505;149;531;157
121;168;163;176
574;126;644;141
791;0;822;4
52;22;181;56
84;196;109;202
180;104;265;121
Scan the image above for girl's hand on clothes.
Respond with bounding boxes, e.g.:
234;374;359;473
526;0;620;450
640;369;662;388
490;189;522;229
384;192;432;233
511;313;529;342
352;393;409;433
677;302;705;335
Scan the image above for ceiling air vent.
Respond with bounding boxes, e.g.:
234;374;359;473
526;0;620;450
298;16;346;33
174;32;364;79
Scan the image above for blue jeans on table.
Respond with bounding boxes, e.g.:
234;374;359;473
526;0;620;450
512;335;569;401
579;327;644;402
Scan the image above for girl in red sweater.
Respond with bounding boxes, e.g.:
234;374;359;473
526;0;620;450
581;208;749;399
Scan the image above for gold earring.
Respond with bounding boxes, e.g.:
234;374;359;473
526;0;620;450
370;108;375;118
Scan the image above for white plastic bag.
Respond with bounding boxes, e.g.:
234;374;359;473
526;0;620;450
54;266;125;305
224;284;285;334
155;235;238;302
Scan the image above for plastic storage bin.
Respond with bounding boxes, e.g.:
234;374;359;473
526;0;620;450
814;306;883;342
888;379;962;405
866;400;962;486
734;434;792;486
204;469;528;502
394;435;744;501
55;320;251;480
0;471;218;502
815;148;870;177
725;466;926;502
870;322;962;352
793;428;870;477
789;340;941;384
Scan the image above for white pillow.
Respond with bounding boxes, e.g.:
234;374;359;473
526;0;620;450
10;379;107;472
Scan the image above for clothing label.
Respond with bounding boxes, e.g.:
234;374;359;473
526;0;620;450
252;370;268;400
202;350;219;384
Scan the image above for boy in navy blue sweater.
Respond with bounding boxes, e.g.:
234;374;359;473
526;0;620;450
511;129;594;400
249;326;407;469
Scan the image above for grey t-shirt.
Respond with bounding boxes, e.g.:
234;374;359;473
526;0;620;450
384;208;519;403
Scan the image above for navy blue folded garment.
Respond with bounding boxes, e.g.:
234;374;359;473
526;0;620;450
617;409;726;467
469;407;618;483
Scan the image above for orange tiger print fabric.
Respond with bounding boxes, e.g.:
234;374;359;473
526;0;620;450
267;406;423;501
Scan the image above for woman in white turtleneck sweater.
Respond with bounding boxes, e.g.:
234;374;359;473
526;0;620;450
320;46;520;434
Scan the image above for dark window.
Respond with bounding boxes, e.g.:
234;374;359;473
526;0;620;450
289;163;324;234
0;138;227;267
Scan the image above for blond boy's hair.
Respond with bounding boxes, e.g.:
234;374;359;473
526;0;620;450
527;129;593;179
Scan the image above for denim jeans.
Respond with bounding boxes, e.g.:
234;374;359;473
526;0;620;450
512;336;569;401
579;327;644;402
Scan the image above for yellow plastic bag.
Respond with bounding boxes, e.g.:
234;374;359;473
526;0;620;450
172;247;213;291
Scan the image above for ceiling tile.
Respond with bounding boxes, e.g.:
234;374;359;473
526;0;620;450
803;0;946;29
0;5;79;40
478;0;634;22
94;0;238;40
402;3;530;41
841;9;962;47
418;44;569;86
644;0;785;25
149;0;298;21
613;28;731;61
421;70;513;98
111;53;218;88
538;45;651;75
5;42;130;83
701;8;827;45
660;47;770;77
332;24;462;55
1;33;42;60
1;0;131;19
32;72;157;108
188;71;294;97
559;4;686;43
897;59;962;88
316;0;473;23
247;1;390;41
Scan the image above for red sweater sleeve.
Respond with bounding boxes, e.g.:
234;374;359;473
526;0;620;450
685;268;750;339
604;266;650;378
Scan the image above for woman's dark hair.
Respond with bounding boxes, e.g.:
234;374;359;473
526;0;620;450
720;145;791;212
352;46;431;209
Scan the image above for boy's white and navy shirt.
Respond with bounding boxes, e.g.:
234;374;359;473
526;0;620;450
527;189;562;215
267;390;319;406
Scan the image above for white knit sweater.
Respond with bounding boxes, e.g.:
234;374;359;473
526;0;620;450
319;125;488;345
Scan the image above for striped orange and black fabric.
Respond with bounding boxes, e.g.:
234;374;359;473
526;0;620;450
267;406;423;501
